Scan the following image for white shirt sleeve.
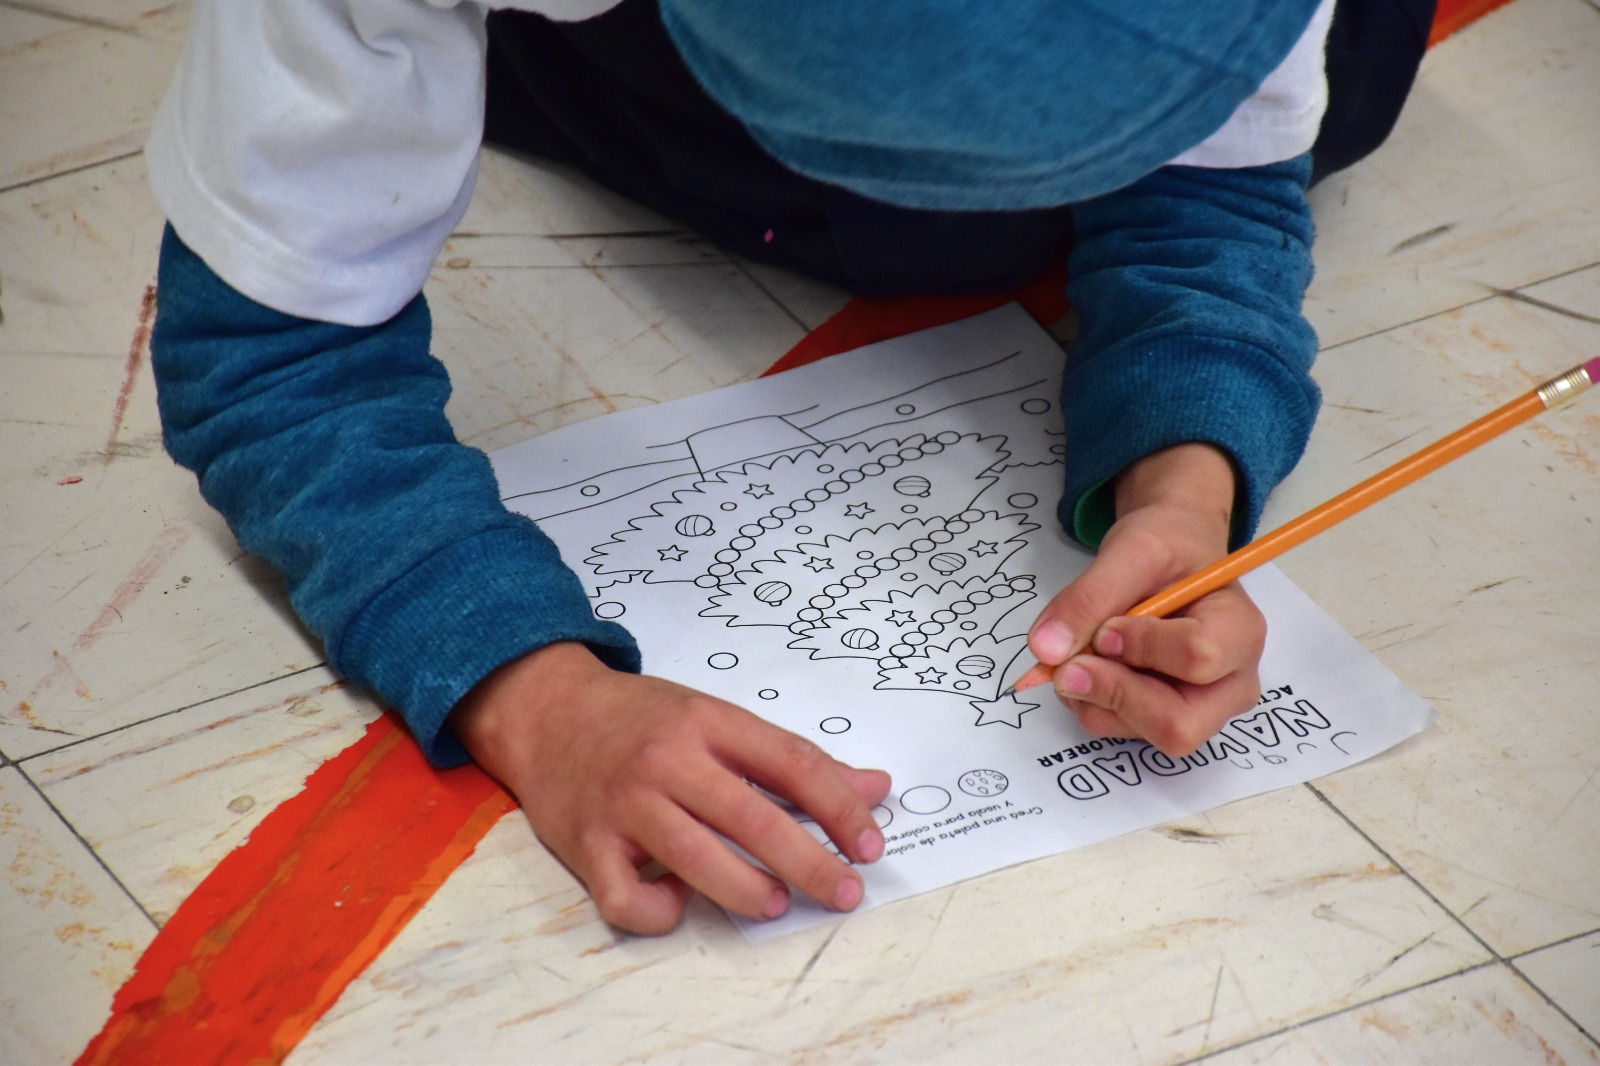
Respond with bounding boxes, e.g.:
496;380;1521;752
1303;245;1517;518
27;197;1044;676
1166;0;1336;170
147;0;620;327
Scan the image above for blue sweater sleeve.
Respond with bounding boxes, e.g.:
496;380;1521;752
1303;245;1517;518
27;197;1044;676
1061;154;1321;549
151;226;641;766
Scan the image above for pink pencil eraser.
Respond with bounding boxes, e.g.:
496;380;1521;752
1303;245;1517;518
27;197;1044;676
1585;355;1600;381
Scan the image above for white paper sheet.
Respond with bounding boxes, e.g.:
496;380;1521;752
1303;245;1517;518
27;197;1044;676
490;304;1435;941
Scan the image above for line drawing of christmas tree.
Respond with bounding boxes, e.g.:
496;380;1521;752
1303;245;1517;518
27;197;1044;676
587;429;1053;727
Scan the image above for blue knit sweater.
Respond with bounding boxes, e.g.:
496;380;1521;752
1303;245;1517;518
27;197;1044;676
150;153;1318;767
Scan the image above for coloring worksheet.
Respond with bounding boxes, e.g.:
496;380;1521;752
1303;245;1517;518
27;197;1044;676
489;304;1435;941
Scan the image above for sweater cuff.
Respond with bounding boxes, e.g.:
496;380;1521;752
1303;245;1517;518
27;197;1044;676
337;524;642;767
1061;335;1317;551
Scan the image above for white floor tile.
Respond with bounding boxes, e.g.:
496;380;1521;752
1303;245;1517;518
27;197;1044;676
292;787;1486;1064
0;337;323;759
428;251;808;453
27;668;379;921
1206;963;1600;1065
0;4;185;191
0;154;165;356
0;766;153;1065
1307;0;1600;347
1271;280;1600;957
1516;931;1600;1040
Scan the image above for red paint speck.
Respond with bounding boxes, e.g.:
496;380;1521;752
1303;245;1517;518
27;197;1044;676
57;476;83;485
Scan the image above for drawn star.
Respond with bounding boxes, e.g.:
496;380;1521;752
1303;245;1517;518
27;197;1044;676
657;544;688;562
916;667;947;685
802;555;833;573
886;610;917;626
969;540;999;557
972;693;1039;728
844;502;875;519
744;483;773;499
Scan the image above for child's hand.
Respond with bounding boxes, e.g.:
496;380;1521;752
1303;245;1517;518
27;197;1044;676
450;641;892;935
1025;443;1265;756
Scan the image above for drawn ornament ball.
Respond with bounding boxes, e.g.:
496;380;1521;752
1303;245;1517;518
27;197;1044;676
929;552;967;575
841;627;880;651
674;514;715;537
754;581;792;606
956;655;996;678
892;475;932;498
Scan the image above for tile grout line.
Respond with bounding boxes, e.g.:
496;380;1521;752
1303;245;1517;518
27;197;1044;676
0;149;145;197
731;258;815;335
1301;781;1600;1049
0;0;144;35
1315;257;1600;356
1508;923;1600;960
14;662;331;765
1303;781;1504;961
12;762;162;932
1178;959;1502;1065
1502;957;1600;1050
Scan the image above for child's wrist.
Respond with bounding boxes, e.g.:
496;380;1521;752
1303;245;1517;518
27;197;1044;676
450;641;606;770
1114;442;1237;533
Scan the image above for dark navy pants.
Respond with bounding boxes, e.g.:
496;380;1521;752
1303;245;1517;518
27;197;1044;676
484;0;1433;297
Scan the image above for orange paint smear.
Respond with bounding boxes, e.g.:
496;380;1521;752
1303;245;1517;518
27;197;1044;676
77;714;513;1065
106;284;157;461
765;258;1069;377
20;523;191;718
1430;0;1519;46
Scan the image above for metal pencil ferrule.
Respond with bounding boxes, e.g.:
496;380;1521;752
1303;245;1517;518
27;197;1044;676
1537;365;1593;409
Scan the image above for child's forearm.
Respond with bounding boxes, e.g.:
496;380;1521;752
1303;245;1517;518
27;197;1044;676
1061;153;1321;550
151;226;640;765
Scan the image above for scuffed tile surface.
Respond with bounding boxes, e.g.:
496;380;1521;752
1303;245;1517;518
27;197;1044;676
1206;963;1600;1065
294;788;1486;1064
1277;282;1600;957
1306;0;1600;347
1516;931;1600;1040
0;766;154;1064
0;4;186;190
29;669;381;920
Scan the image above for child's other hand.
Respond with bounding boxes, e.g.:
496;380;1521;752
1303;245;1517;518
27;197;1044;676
450;642;891;935
1026;443;1265;756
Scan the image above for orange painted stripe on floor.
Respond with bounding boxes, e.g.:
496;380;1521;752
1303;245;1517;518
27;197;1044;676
1430;0;1519;45
765;258;1069;377
77;714;514;1066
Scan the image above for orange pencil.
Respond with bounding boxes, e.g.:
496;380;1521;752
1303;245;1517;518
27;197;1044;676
1006;355;1600;695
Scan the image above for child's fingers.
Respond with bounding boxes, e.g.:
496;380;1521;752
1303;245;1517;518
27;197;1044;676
577;842;696;936
838;765;894;807
1096;584;1265;686
726;717;887;868
1055;654;1260;757
630;801;794;922
1025;522;1185;669
679;766;865;913
1070;701;1141;740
